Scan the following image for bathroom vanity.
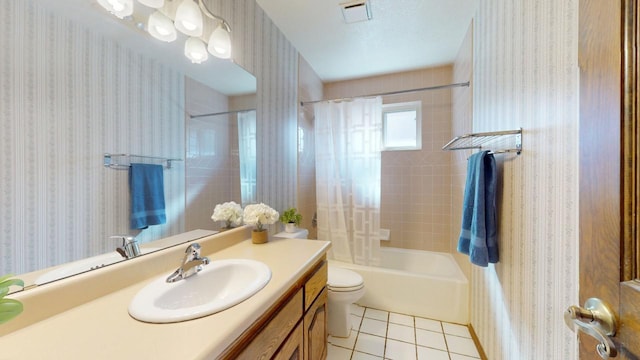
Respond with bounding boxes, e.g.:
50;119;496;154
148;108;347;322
222;257;328;359
0;227;330;359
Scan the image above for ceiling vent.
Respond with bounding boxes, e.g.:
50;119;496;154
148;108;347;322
340;0;372;23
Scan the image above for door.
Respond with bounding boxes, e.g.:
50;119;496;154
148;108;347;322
578;0;640;359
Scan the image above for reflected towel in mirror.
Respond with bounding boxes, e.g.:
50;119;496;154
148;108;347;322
129;163;166;229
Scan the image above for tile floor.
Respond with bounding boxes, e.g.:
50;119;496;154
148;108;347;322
327;304;481;360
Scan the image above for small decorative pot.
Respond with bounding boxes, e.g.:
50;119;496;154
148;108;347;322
252;229;268;244
284;223;298;233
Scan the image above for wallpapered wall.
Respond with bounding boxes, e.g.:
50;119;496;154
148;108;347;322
205;0;298;231
1;0;299;275
0;0;186;275
463;1;579;358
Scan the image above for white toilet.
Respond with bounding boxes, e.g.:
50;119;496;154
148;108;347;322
274;228;366;338
326;266;365;337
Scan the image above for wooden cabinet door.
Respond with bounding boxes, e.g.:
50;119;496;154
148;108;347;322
234;290;303;360
303;288;327;360
274;321;304;360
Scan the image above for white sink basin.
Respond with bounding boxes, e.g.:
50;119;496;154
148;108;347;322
34;248;160;285
128;259;271;323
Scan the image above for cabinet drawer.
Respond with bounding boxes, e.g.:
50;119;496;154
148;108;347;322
237;289;303;360
304;261;327;311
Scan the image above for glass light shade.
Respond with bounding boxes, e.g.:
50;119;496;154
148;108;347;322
148;11;177;42
175;0;203;37
137;0;164;8
97;0;133;19
207;24;231;59
184;37;208;64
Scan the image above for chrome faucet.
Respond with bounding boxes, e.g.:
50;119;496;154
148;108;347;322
111;235;141;259
166;243;210;283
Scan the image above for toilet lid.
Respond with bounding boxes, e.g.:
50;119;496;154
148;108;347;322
328;267;364;289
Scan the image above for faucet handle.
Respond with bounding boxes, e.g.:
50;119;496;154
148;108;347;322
184;243;202;258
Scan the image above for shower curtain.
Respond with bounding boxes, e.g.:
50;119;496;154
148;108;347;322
314;97;382;266
237;110;257;206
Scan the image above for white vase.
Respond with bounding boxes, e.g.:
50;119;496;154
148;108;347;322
284;223;297;233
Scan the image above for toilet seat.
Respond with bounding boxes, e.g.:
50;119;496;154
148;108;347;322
328;267;364;292
328;283;365;292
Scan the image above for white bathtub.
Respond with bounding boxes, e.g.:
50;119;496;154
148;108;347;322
329;247;469;324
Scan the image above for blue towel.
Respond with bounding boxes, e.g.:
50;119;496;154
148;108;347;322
129;163;166;229
457;151;498;267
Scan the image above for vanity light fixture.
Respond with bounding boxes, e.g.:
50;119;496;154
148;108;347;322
97;0;134;19
137;0;164;8
96;0;232;63
175;0;204;37
148;11;177;42
185;37;209;63
207;23;231;59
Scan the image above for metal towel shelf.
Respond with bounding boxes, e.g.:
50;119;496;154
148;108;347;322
103;153;183;170
442;128;522;155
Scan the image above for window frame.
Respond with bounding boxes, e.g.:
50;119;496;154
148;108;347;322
381;100;422;151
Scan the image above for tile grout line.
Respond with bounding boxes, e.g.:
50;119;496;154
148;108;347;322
383;310;390;359
347;310;360;360
413;314;419;360
349;313;363;360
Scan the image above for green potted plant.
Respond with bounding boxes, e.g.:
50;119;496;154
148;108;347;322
280;208;303;233
0;274;24;325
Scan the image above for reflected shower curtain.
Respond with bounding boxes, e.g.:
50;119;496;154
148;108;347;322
237;110;257;206
314;97;382;266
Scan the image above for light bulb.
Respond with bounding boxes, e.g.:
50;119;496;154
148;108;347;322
181;21;197;32
184;37;208;64
148;11;177;42
174;0;203;37
155;26;170;36
109;0;124;12
207;24;231;59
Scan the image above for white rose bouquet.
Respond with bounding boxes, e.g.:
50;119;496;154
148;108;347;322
211;201;244;228
243;203;279;231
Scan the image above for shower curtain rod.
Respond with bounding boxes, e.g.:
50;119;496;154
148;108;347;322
189;108;256;119
300;81;470;107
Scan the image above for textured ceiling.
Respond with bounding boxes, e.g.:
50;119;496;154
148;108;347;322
256;0;478;81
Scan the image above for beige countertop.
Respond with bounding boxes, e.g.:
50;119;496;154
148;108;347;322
0;234;330;360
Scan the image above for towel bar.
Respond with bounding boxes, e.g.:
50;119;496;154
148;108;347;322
442;128;522;155
103;153;183;169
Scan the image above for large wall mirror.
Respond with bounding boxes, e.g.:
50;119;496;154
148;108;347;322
0;0;256;292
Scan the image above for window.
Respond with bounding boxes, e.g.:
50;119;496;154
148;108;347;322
382;101;422;150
